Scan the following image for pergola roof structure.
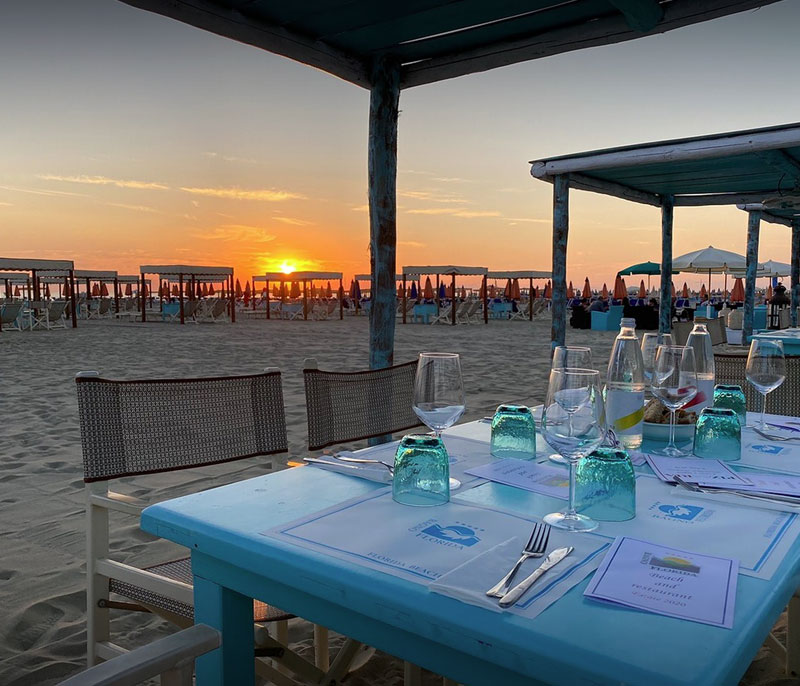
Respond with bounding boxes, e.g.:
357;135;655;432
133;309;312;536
0;257;74;271
530;121;800;345
120;0;778;89
402;265;487;276
121;0;781;366
486;270;551;279
255;271;343;282
140;264;233;277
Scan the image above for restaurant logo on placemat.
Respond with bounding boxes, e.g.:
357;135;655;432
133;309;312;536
649;503;713;523
408;519;482;548
751;444;786;455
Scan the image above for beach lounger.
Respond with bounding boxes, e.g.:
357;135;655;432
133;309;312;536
58;623;220;686
0;302;24;331
207;298;229;322
430;303;454;325
30;300;68;330
76;370;356;684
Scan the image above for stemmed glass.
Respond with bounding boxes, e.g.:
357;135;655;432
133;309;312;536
641;332;673;391
413;352;466;490
650;345;697;456
746;339;786;429
548;346;592;465
541;368;606;532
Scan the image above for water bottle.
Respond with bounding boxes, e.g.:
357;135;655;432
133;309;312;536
685;322;715;413
606;318;645;450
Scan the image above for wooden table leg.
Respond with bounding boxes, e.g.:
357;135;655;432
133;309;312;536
194;575;254;686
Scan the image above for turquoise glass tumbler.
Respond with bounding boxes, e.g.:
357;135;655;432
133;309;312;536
490;404;536;459
693;407;741;461
392;435;450;507
713;384;747;428
575;448;636;521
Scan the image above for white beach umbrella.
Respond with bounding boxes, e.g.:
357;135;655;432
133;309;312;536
673;245;764;295
759;260;791;278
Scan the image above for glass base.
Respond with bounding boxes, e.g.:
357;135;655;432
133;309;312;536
544;510;598;532
548;453;567;465
449;477;461;491
652;444;690;457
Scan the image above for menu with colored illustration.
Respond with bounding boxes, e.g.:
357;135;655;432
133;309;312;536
584;536;737;628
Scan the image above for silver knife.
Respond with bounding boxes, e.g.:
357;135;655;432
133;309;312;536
303;457;361;470
498;546;573;608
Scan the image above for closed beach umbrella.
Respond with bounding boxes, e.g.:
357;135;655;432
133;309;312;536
185;281;192;297
289;281;299;299
671;281;676;299
567;281;574;299
92;284;100;296
100;282;108;297
410;281;418;299
513;279;521;300
682;283;689;298
196;282;203;299
438;282;446;300
504;279;512;299
638;280;646;299
612;276;625;300
349;279;357;298
45;283;51;299
209;284;215;295
273;283;280;296
489;283;496;298
460;286;466;299
63;280;71;298
582;278;591;299
172;284;178;296
202;283;209;297
397;284;404;298
543;281;552;299
699;284;707;300
13;285;19;297
532;286;539;299
354;280;362;300
731;278;745;302
424;277;434;300
235;279;243;298
243;282;251;306
767;283;773;301
124;283;131;296
326;281;332;298
601;283;608;300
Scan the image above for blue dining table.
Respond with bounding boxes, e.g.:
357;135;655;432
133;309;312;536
141;421;800;686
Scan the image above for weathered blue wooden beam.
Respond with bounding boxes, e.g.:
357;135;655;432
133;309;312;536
743;210;761;342
609;0;663;32
659;195;673;335
551;174;569;351
792;219;800;327
368;56;400;371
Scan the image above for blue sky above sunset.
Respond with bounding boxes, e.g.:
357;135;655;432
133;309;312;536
1;1;798;290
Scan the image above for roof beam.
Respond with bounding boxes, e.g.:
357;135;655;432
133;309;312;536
534;171;661;207
737;204;794;227
401;0;781;88
673;192;783;207
119;0;370;88
754;150;800;186
609;0;663;32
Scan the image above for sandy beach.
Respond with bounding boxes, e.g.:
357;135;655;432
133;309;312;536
0;316;794;685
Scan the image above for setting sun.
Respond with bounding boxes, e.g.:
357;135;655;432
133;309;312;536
280;261;296;274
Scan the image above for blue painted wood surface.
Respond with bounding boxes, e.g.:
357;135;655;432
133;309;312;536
142;445;800;686
743;210;761;342
792;220;799;328
368;56;400;371
659;196;673;335
551;175;569;350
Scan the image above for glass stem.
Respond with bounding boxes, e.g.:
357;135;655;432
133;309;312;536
668;409;676;449
565;459;578;520
761;392;767;429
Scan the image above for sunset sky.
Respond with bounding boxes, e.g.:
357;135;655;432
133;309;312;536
2;1;799;290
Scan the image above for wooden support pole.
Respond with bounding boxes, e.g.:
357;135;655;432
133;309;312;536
743;210;761;342
179;274;185;325
451;273;456;325
230;274;236;323
140;274;147;323
339;278;343;320
114;278;120;314
529;277;534;320
69;270;77;328
266;279;271;320
792;219;800;328
402;275;407;324
367;55;400;370
659;195;674;335
551;174;569;350
482;274;488;324
303;280;308;320
435;274;440;316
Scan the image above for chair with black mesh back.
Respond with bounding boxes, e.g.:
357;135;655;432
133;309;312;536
303;358;423;451
714;353;800;416
77;368;361;685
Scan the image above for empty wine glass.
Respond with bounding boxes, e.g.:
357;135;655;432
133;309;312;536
746;339;786;429
650;345;697;456
413;352;466;490
541;368;606;532
641;332;673;390
548;346;592;465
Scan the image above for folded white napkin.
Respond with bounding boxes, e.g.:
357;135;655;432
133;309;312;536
669;486;800;513
429;530;608;617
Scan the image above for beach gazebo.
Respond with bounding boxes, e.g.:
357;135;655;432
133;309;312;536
120;0;772;367
140;265;235;324
402;266;487;325
530;122;800;345
486;270;551;321
0;257;78;328
254;271;344;320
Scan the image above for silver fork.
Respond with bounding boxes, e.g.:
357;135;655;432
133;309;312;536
486;523;550;598
751;427;800;442
673;475;800;506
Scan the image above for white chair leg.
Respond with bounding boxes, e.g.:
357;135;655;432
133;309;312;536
404;662;422;686
274;619;290;676
313;624;330;670
788;594;800;676
86;483;111;666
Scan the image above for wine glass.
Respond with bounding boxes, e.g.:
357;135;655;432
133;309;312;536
641;332;673;390
541;368;606;532
548;346;592;465
413;352;466;490
746;339;786;429
650;345;697;456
